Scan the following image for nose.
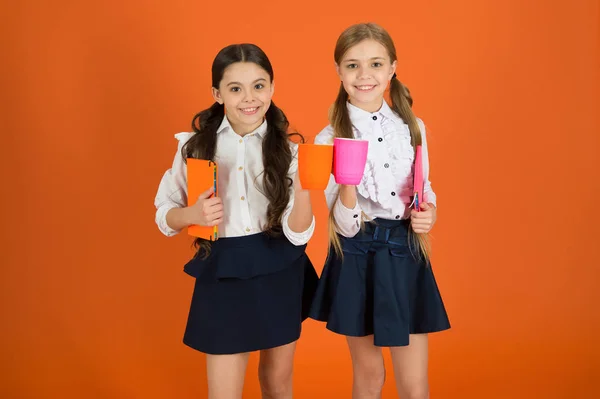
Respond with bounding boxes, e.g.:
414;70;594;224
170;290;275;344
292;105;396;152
357;67;371;79
242;90;255;102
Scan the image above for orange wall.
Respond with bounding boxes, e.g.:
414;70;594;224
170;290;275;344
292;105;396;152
1;0;599;398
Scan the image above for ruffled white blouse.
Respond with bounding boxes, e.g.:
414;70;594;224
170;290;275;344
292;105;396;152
315;101;437;237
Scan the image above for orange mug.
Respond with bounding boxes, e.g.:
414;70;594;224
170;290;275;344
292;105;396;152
297;143;334;190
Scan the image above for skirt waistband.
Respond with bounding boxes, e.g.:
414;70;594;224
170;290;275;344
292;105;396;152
353;218;413;246
184;232;307;279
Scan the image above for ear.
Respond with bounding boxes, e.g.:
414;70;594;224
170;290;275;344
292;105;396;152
335;62;342;79
270;79;275;96
212;87;223;104
390;60;397;80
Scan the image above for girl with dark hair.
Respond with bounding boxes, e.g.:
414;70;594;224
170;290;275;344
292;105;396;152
154;43;318;399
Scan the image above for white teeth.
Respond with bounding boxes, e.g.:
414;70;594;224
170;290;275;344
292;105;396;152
241;107;258;112
357;85;375;90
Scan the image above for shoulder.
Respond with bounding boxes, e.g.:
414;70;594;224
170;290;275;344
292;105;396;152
174;132;195;145
171;132;196;155
314;125;335;144
414;117;430;142
393;113;428;138
288;139;299;154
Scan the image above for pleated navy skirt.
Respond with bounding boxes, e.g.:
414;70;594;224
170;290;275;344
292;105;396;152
181;232;319;355
309;218;450;347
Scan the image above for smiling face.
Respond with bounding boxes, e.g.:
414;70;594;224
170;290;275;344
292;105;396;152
212;61;274;135
337;39;396;113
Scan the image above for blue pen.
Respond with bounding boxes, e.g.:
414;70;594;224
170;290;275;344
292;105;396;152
414;192;419;211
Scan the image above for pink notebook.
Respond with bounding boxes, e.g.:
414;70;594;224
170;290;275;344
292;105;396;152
413;145;424;211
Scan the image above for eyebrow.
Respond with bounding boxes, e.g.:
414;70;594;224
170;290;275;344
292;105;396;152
226;78;267;86
344;57;386;62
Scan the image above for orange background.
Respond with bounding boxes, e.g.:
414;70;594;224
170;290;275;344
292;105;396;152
1;0;599;398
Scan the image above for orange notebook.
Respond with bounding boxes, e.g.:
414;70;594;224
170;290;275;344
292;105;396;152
186;158;218;241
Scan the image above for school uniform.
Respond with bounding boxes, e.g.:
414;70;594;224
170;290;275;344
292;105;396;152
309;101;450;347
154;117;319;355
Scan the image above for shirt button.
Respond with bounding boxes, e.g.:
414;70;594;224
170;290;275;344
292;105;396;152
241;196;245;201
378;137;383;142
246;227;250;232
239;139;243;143
384;163;389;168
395;215;400;219
391;192;396;196
238;166;243;171
353;214;359;218
372;116;377;120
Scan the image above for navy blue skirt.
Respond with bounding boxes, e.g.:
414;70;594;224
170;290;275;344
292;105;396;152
182;233;319;355
309;218;450;347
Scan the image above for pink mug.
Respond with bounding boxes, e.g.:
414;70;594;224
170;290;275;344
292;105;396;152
333;138;369;185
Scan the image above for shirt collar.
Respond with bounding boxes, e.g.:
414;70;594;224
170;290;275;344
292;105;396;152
347;100;398;132
216;116;268;138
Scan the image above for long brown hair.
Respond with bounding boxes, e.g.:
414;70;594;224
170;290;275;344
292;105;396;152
328;23;431;261
182;44;301;259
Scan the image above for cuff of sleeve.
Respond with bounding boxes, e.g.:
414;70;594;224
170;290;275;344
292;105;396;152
424;191;437;208
282;213;315;246
333;196;361;237
155;204;181;237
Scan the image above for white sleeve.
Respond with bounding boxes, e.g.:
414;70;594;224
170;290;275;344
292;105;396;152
154;132;194;236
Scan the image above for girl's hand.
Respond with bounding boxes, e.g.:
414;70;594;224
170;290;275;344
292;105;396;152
188;187;223;226
410;202;436;233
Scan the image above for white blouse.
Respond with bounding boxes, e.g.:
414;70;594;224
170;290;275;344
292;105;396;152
154;116;315;246
315;101;437;238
